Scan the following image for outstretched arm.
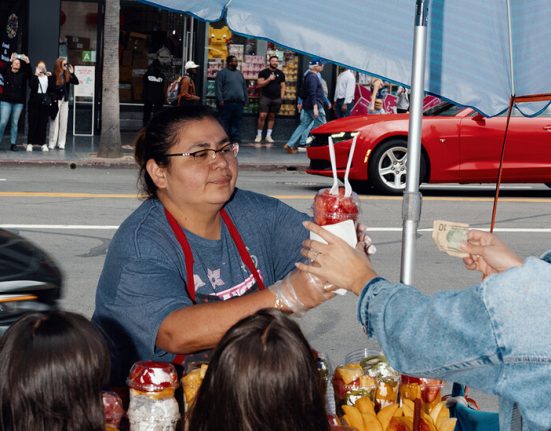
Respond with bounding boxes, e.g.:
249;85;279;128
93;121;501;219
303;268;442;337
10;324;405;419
461;230;522;278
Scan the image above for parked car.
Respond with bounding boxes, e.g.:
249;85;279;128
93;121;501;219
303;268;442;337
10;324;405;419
0;228;62;335
306;102;551;194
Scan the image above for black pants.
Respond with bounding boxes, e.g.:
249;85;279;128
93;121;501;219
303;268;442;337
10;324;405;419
219;101;244;143
27;97;50;146
143;101;163;126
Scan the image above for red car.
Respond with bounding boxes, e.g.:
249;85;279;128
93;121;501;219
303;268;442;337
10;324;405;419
306;102;551;194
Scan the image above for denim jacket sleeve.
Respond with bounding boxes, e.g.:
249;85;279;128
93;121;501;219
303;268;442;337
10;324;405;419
357;257;551;431
357;277;501;384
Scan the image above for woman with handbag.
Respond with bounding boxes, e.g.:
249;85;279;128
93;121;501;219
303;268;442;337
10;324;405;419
27;60;55;152
49;57;79;150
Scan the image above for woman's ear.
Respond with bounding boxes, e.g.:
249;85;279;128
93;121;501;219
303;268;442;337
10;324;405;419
146;158;168;189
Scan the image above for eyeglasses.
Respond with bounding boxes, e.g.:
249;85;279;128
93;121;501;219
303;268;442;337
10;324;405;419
165;142;239;163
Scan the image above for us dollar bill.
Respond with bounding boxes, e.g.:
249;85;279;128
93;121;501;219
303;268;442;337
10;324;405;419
432;220;470;258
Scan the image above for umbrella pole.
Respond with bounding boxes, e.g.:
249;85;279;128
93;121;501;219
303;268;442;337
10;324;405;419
400;0;429;285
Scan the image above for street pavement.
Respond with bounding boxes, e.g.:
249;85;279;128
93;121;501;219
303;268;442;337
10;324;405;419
0;133;309;170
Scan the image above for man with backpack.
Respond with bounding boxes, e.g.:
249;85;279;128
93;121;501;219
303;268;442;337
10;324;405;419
177;60;201;107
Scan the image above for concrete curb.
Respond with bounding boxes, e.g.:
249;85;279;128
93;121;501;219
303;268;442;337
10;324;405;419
0;158;309;171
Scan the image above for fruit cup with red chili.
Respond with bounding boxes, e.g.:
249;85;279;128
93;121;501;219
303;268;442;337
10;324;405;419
400;374;444;413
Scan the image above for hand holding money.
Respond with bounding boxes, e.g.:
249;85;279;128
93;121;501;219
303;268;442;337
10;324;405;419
432;220;469;258
462;229;523;277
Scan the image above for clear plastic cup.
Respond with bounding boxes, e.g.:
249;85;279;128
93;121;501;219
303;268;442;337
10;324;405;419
181;361;209;414
400;374;444;413
126;361;180;431
101;391;125;430
313;188;360;226
333;349;400;413
332;349;381;416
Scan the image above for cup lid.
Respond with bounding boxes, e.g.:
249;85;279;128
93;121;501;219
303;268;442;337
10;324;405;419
101;391;125;423
127;361;178;392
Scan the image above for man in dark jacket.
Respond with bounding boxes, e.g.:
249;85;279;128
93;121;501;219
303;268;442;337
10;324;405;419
215;55;248;144
142;59;165;126
0;53;31;151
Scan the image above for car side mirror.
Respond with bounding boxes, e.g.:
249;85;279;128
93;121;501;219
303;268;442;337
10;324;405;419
472;113;486;122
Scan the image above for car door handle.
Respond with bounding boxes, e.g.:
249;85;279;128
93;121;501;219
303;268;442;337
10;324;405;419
544;126;551;132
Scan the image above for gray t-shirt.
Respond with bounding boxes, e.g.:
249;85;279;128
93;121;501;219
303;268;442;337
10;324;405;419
92;188;309;383
215;67;248;103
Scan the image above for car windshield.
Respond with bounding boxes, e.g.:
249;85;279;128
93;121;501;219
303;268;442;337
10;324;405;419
423;102;465;117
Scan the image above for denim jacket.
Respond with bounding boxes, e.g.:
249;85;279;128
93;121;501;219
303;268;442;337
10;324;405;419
357;252;551;431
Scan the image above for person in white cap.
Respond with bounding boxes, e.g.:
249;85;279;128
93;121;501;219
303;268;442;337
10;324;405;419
178;60;201;106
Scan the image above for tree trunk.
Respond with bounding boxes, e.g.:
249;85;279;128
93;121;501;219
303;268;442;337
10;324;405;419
98;0;121;158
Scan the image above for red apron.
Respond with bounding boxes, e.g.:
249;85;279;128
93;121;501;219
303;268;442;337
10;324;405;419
164;207;266;365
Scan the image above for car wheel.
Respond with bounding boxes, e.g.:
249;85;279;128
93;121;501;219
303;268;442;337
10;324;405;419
369;139;426;195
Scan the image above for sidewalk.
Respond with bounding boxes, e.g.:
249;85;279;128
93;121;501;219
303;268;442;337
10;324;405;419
0;133;309;171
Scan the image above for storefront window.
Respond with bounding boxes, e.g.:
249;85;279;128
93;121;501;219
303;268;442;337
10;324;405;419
60;1;98;70
119;0;187;103
205;22;300;116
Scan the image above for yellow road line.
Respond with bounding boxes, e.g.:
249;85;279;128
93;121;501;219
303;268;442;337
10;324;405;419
0;192;140;198
0;192;550;203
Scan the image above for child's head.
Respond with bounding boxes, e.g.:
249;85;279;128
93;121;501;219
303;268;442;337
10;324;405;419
0;311;110;431
189;308;329;431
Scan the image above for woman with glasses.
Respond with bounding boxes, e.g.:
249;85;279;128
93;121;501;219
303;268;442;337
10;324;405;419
92;105;335;385
48;57;79;150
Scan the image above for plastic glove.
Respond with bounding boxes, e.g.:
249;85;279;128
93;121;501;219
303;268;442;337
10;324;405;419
269;269;335;317
357;223;377;255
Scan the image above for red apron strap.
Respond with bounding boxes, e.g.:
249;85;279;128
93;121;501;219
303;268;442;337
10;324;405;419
221;208;266;291
164;208;196;302
165;207;265;366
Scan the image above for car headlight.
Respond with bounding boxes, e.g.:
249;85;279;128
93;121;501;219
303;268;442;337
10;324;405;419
330;131;359;143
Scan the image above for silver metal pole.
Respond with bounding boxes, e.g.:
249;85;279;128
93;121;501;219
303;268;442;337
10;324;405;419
189;18;195;62
183;15;188;68
400;0;429;285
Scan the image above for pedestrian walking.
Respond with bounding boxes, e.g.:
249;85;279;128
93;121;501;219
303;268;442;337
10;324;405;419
215;55;248;144
27;60;54;152
178;60;201;107
142;59;165;126
333;68;356;118
255;55;286;144
0;53;31;151
283;59;326;154
396;86;410;113
48;57;79;150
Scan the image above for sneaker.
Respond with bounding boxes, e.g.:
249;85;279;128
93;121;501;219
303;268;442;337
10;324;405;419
283;144;298;154
10;144;18;152
48;145;55;150
26;144;33;152
297;146;307;153
41;144;49;152
266;136;274;143
254;135;262;143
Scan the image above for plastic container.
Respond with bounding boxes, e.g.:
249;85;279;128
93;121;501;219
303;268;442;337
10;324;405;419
313;188;360;226
400;374;444;413
332;349;380;416
126;361;180;431
181;361;209;414
101;391;125;430
333;349;400;415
